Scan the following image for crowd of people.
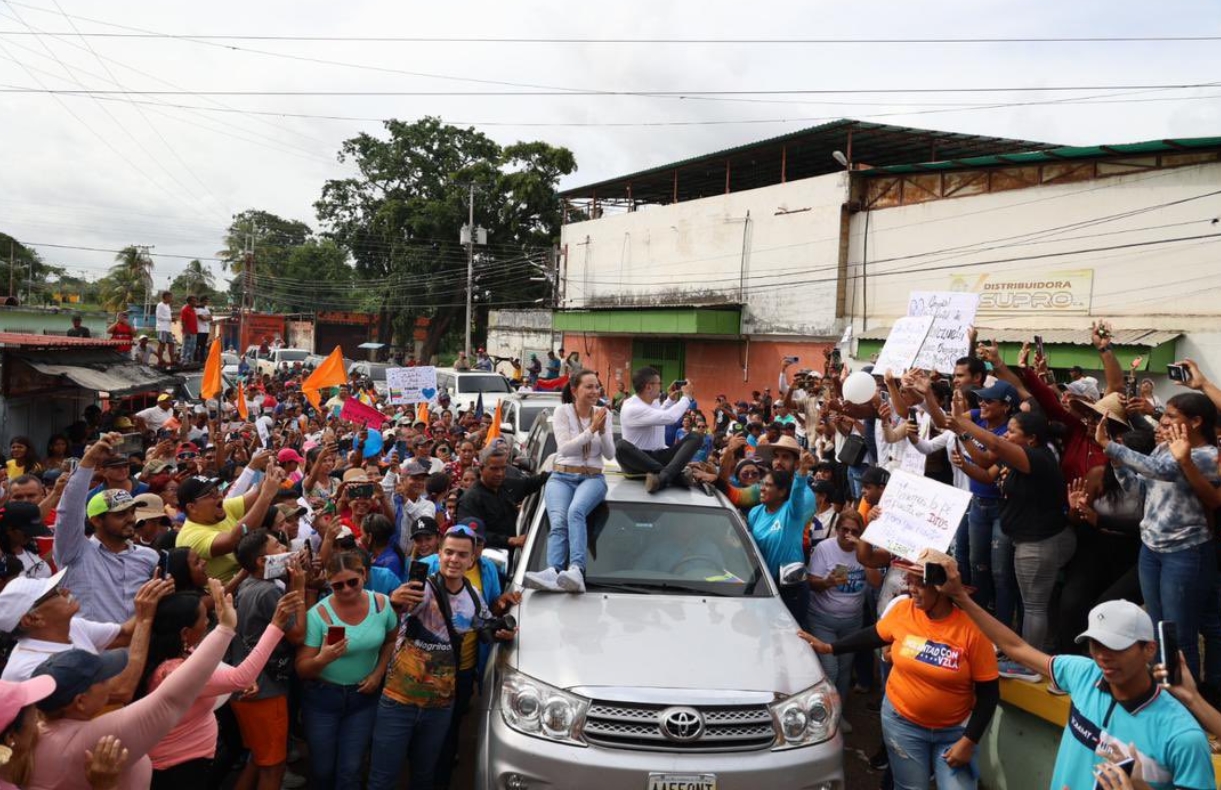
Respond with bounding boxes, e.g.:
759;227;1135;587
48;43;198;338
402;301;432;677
0;320;1219;789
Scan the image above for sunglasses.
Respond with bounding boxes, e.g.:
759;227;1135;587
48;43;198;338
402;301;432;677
331;576;362;590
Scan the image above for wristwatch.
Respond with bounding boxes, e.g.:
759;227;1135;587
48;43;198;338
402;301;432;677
959;431;973;445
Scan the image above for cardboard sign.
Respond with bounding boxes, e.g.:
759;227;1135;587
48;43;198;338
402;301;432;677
861;469;971;562
340;397;388;429
907;291;980;374
386;366;438;405
255;416;272;449
873;315;934;375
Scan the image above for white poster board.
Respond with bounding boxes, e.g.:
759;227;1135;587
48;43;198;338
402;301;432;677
907;291;980;374
872;315;933;375
860;469;972;562
385;366;438;405
255;415;272;449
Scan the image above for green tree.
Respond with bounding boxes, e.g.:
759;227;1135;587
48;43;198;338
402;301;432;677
0;233;64;305
270;240;356;311
98;245;154;312
170;259;218;298
314;116;575;358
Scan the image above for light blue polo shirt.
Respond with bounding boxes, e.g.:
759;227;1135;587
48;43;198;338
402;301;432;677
1049;654;1215;790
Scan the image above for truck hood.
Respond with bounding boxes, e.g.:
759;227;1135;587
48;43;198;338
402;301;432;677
509;590;824;697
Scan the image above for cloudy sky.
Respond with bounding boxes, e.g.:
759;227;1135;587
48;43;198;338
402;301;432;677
1;0;1219;291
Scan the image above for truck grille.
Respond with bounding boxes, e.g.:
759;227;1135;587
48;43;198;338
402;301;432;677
582;701;776;752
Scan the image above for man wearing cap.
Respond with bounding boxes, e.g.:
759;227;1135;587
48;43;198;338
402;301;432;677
393;458;434;557
0;569;171;690
277;447;306;484
51;435;160;624
0;502;53;579
939;559;1215;790
176;456;283;583
408;435;445;475
87;453;150;500
717;433;809;512
135;394;176;434
66;314;90;338
131;494;171;549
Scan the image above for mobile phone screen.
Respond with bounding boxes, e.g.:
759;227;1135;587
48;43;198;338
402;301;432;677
408;561;429;584
326;625;345;646
1159;621;1180;685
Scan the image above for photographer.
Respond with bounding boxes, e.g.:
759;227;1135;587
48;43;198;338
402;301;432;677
367;524;517;790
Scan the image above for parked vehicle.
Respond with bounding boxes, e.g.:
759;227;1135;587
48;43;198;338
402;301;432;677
173;370;233;405
497;391;562;452
434;368;513;414
254;347;310;377
221;352;240;378
476;476;844;790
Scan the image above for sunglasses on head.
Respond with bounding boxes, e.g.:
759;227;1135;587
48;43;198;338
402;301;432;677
331;576;362;590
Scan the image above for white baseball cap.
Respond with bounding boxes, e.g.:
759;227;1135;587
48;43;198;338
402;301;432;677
0;568;67;633
1074;600;1155;650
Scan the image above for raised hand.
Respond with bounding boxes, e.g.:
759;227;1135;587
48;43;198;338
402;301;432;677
1166;422;1192;463
272;591;303;629
135;576;175;618
1177;358;1209;391
84;735;129;790
210;578;237;629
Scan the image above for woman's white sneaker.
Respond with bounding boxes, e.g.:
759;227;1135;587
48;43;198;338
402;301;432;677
523;568;562;591
557;566;586;593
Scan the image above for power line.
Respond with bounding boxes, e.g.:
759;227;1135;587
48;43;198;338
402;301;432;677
4;82;1219;97
1;31;1220;44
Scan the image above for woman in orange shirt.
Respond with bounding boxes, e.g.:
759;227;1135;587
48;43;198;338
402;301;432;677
800;564;999;790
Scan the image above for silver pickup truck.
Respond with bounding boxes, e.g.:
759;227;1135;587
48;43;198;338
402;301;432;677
476;475;844;790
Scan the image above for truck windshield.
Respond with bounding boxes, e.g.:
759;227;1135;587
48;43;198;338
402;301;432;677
457;375;511;394
525;502;768;597
276;350;309;363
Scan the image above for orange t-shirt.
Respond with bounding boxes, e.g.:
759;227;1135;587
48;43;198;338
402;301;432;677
875;599;998;729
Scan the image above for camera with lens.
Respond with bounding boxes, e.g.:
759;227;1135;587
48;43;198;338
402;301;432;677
473;613;517;644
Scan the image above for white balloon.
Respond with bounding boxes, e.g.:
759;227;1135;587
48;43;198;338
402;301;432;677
842;371;878;404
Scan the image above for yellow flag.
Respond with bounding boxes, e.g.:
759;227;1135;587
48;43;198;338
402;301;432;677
201;338;223;401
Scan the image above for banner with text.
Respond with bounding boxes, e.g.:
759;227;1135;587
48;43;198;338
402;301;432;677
873;315;934;375
385;366;438;405
946;270;1093;315
861;469;972;562
907;290;979;374
340;397;388;429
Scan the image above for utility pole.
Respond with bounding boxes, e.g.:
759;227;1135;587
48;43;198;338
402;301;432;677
239;223;256;350
8;240;13;299
465;183;474;358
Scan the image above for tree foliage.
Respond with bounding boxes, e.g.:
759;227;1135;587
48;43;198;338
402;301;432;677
170;259;220;300
314;116;575;357
97;245;154;312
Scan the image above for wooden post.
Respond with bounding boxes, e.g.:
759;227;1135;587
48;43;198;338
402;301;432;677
725;159;731;194
781;145;787;183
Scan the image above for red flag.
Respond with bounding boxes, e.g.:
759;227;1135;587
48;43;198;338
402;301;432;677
535;375;569;392
340;397;387;429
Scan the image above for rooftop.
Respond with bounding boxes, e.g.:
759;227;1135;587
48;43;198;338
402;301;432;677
0;332;127;350
560;118;1055;208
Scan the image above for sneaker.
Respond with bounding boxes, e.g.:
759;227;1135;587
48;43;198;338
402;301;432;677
839;716;853;734
557;566;586;594
523;568;562;591
645;472;663;493
281;771;307;789
868;746;889;771
998;658;1041;682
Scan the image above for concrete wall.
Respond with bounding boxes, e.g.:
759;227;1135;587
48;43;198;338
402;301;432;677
846;162;1221;333
487;309;556;365
561;174;848;337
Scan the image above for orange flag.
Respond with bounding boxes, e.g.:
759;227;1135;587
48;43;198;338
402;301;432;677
235;381;249;420
201;338;223;401
302;346;348;411
485;400;503;442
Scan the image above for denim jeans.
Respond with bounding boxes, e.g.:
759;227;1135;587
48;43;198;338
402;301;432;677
434;667;477;789
301;680;378;790
991;521;1018;634
809;606;864;701
881;697;977;790
1013;528;1076;652
951;512;971;589
181;333;197;364
1139;540;1218;679
366;697;454;790
543;472;607;572
966;496;998;611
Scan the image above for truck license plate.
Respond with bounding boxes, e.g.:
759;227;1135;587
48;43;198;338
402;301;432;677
647;774;716;790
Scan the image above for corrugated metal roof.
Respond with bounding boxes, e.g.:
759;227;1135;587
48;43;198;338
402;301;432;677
865;137;1221;175
560;118;1054;203
858;326;1181;347
13;351;177;396
0;332;127;349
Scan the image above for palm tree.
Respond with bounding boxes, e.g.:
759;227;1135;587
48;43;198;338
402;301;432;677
99;246;153;312
173;259;215;296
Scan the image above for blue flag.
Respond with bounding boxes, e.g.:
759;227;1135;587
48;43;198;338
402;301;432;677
474;391;485;419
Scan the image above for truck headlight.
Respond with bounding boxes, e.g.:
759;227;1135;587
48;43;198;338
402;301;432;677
499;669;589;747
768;679;840;749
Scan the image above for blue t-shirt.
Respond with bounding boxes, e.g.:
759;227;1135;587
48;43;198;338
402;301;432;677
1049;654;1215;790
963;409;1007;499
747;473;815;578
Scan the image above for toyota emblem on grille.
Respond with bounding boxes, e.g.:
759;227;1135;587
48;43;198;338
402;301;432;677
660;707;705;742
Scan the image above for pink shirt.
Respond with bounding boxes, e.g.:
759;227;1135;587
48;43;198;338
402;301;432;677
28;625;235;790
148;624;284;769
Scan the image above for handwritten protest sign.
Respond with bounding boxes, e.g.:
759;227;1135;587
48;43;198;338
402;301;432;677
340;397;388;429
255;416;272;449
386;366;438;405
908;291;980;374
873;315;933;375
860;469;971;562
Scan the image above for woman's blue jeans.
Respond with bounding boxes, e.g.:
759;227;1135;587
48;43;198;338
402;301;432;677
809;606;864;702
300;680;378;790
1139;540;1218;679
544;472;607;572
366;696;454;790
966;496;1016;629
882;696;977;790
